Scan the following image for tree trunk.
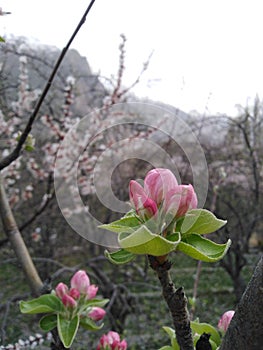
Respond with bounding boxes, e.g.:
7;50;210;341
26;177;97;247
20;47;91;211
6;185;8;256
220;256;263;350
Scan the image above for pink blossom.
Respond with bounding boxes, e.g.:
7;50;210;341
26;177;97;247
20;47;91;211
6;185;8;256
97;331;127;350
144;168;178;205
69;288;80;300
61;294;77;308
218;310;235;332
70;270;90;294
86;284;98;299
129;180;158;219
88;307;106;321
55;283;69;299
164;184;198;217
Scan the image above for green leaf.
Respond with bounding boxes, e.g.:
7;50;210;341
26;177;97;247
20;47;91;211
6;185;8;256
20;294;64;314
180;209;227;235
105;248;136;264
158;346;174;350
99;215;141;233
57;314;79;348
82;298;109;308
0;36;5;42
177;234;231;262
79;317;104;331
119;226;180;256
79;298;109;314
191;321;221;345
39;314;57;331
162;327;180;350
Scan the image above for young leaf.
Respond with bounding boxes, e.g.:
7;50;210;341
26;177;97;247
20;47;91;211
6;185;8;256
57;314;79;348
39;314;57;331
82;298;109;308
104;248;136;264
20;294;64;314
180;209;227;235
79;317;104;331
99;215;141;233
177;234;231;262
191;321;221;346
119;225;180;256
162;327;180;350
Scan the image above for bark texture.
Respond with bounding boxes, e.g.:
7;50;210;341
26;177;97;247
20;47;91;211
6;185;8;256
220;256;263;350
148;255;194;350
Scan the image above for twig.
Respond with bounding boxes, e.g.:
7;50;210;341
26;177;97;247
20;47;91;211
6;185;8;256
148;255;194;350
0;0;97;171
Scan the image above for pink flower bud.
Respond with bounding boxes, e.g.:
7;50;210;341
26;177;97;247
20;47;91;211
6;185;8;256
144;168;178;205
89;307;106;321
164;184;197;217
218;310;235;332
55;283;69;299
62;294;77;308
129;180;158;220
97;331;127;350
70;270;90;294
86;284;98;299
118;340;128;350
69;288;80;300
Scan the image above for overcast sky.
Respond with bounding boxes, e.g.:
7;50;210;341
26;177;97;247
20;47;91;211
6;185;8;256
1;0;263;116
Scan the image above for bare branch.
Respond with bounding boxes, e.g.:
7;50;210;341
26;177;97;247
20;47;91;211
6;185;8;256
0;0;97;170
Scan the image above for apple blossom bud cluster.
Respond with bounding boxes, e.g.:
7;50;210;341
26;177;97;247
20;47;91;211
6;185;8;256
55;270;105;321
97;331;127;350
129;168;197;228
218;310;235;333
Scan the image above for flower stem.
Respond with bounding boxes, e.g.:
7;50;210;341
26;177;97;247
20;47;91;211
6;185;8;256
148;255;194;350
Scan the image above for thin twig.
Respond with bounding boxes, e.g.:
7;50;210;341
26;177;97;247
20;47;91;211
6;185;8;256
0;0;97;171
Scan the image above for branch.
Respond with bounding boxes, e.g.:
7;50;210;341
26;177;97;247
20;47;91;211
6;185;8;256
0;0;97;170
148;256;194;350
220;256;263;349
0;174;43;295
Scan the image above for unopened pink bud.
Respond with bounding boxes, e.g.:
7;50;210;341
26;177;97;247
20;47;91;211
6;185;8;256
118;340;128;350
62;294;77;308
86;284;98;299
144;168;178;205
69;288;80;300
175;184;198;217
129;180;158;220
89;307;106;321
70;270;90;294
218;310;235;332
55;283;69;299
164;184;197;218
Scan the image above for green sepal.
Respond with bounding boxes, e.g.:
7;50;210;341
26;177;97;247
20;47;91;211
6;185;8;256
20;294;64;314
191;321;221;346
177;233;231;262
39;314;57;331
105;248;136;264
79;317;104;331
119;226;180;256
99;215;141;233
179;209;227;235
57;314;79;348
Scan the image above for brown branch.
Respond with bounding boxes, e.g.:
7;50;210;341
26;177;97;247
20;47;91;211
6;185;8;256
148;255;194;350
0;174;43;295
0;0;97;171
